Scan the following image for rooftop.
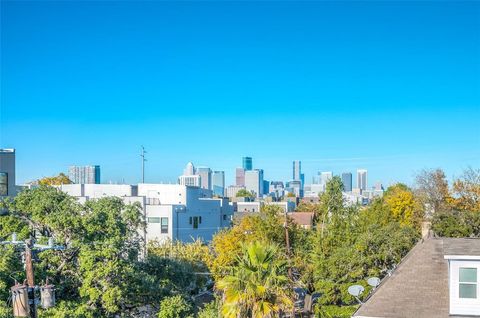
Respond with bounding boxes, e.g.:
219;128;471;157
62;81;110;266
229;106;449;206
353;236;480;318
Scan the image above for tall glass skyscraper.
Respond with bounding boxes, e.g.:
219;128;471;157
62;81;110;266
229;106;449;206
357;169;368;191
212;171;225;196
341;172;353;192
242;157;253;171
69;165;100;184
293;160;301;181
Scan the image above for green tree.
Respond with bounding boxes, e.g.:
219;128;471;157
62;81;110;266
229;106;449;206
216;241;292;318
157;295;193;318
236;189;254;198
38;173;72;186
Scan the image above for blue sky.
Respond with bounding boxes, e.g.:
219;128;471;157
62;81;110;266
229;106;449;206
1;1;479;187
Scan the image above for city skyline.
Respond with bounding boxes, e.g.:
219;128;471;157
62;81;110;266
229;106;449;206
1;1;479;186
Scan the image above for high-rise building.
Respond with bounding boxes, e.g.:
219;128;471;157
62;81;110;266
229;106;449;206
196;167;212;190
341;172;353;192
320;172;333;187
183;162;195;176
212;171;225;197
357;169;368;191
242;157;253;171
69;165;100;184
236;167;245;186
0;148;15;197
245;169;264;198
179;162;201;187
293;160;301;181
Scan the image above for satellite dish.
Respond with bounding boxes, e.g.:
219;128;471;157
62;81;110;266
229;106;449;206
367;277;380;288
348;285;365;297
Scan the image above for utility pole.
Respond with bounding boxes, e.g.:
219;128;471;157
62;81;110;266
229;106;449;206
24;239;37;318
284;211;296;318
140;146;147;184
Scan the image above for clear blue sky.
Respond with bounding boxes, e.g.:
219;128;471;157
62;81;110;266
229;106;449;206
1;1;479;187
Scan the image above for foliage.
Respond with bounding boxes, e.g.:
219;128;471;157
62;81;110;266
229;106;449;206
197;299;221;318
450;167;480;212
236;189;254;198
414;168;450;215
314;304;358;318
216;241;292;318
383;183;423;229
157;295;193;318
38;173;72;186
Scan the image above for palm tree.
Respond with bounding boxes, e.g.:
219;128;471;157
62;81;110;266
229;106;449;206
216;241;293;318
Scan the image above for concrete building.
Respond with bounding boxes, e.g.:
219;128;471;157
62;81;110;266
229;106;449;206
0;149;15;197
245;169;264;198
57;183;233;243
320;171;333;188
286;180;302;197
242;157;253;171
226;185;246;198
196;167;212;190
212;171;225;197
357;169;368;191
341;172;353;192
269;181;285;199
69;165;100;184
178;162;201;187
236;201;262;213
235;167;245;186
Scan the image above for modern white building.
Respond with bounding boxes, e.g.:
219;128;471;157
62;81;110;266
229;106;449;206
245;169;264;198
226;185;246;198
69;165;100;184
357;169;368;191
319;171;333;189
0;149;16;198
178;162;201;187
57;183;233;244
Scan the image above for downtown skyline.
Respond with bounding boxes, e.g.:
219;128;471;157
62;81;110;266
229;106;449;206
1;1;479;186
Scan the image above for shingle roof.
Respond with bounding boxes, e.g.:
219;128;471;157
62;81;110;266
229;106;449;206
287;212;314;227
353;236;480;318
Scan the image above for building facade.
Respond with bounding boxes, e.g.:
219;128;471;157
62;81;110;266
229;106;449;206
245;169;264;198
242;156;253;171
196;167;212;190
235;168;245;186
357;169;368;191
212;171;225;197
69;165;100;184
57;183;233;244
293;160;301;181
0;149;15;197
341;172;353;192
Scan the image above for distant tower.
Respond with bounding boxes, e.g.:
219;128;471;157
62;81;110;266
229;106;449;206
69;165;100;184
0;148;15;197
196;167;212;190
184;162;195;176
236;167;245;186
212;171;225;196
357;169;368;191
242;157;253;171
341;172;353;192
293;160;301;181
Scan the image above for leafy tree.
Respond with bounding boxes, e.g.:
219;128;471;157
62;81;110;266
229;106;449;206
383;183;423;229
38;173;72;186
216;241;292;318
157;295;193;318
450;167;480;212
415;168;450;215
198;299;221;318
236;189;254;198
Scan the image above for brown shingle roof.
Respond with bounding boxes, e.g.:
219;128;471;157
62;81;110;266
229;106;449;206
287;212;314;227
353;236;480;318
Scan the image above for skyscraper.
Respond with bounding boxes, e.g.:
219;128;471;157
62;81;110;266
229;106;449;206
341;172;353;192
242;157;253;171
293;160;301;181
179;162;201;187
69;165;100;184
0;148;15;197
236;168;245;186
183;162;195;176
212;171;225;196
357;169;368;191
245;169;264;198
320;171;333;186
196;167;212;190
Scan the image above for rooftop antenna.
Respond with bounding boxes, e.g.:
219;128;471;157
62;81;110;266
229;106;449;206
141;146;147;183
348;284;365;304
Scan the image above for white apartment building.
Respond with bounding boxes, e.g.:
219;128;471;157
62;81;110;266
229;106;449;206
57;183;233;244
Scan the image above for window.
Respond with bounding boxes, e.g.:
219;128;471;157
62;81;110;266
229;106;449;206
199;216;202;224
189;217;192;224
0;173;7;196
160;217;168;234
147;217;161;223
459;267;477;299
223;214;227;221
193;216;199;229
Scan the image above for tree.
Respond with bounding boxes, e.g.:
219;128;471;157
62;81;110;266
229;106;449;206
38;173;72;186
415;168;450;215
236;189;254;198
450;167;480;212
383;184;424;229
157;295;193;318
216;241;292;318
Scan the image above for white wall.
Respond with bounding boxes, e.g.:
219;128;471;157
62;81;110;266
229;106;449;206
448;259;480;315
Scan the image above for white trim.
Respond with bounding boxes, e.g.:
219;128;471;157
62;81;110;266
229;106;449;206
444;255;480;261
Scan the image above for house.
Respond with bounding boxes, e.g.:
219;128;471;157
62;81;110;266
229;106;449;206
287;212;315;229
353;235;480;318
57;183;233;244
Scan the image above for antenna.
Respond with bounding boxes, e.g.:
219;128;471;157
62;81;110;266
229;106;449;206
348;284;365;304
140;146;147;183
